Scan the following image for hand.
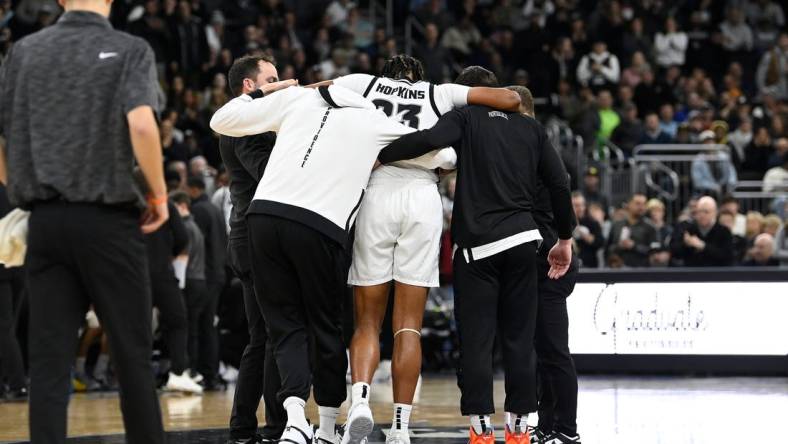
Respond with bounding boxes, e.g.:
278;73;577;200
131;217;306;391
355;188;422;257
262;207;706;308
140;196;169;234
547;239;573;280
260;79;299;95
619;238;635;250
683;232;705;250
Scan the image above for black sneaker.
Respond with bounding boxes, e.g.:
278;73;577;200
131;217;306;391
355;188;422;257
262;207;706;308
529;427;546;444
6;387;28;402
544;431;582;444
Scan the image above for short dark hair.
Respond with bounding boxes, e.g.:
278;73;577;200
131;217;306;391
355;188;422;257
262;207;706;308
187;176;206;191
169;190;191;207
507;85;534;116
455;66;498;87
381;55;425;82
228;54;276;96
721;195;738;206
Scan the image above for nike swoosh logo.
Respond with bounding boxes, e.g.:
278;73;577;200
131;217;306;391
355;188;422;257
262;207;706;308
98;52;118;59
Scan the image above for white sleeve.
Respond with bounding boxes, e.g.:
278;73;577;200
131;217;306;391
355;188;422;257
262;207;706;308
433;83;470;114
374;113;416;149
332;73;377;96
209;87;296;137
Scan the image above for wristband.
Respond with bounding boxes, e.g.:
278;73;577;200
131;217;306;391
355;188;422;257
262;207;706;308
147;194;167;206
249;89;265;99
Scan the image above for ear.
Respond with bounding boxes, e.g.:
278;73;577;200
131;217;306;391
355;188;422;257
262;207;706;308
243;78;255;93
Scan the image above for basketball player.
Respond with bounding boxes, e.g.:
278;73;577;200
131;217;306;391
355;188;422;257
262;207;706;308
377;67;574;444
210;84;437;444
508;86;582;444
310;55;521;444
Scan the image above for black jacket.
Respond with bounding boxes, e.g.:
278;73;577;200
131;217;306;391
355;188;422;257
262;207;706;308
191;194;228;286
218;132;275;244
670;222;734;267
144;201;188;276
380;107;573;248
575;215;605;268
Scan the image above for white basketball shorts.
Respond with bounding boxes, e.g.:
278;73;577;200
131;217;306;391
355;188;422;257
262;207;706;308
348;179;443;288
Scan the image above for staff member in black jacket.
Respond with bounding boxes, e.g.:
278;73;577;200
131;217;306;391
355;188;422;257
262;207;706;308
378;67;574;444
221;54;291;444
0;1;167;443
143;195;203;394
508;87;583;444
187;175;228;390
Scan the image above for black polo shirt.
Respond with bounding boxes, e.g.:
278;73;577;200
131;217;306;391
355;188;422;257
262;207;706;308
0;11;160;208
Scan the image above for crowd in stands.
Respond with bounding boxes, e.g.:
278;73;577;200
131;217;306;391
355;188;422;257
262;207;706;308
2;0;788;398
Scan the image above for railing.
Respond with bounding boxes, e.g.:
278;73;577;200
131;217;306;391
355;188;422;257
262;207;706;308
731;181;788;216
369;0;393;36
631;144;735;218
404;15;425;56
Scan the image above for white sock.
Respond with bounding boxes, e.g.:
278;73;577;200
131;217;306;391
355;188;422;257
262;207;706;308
94;354;109;378
283;396;310;432
352;382;371;405
505;412;528;434
391;403;412;433
470;415;492;434
75;357;86;375
318;405;339;437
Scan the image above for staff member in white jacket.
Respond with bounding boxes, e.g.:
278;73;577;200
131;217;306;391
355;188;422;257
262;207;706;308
210;85;429;444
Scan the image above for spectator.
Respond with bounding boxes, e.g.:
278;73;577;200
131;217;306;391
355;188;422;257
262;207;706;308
646;198;672;247
763;214;783;236
595;89;620;146
718;211;748;263
620;18;653;65
639;112;673;145
413;22;452;83
576;41;620;92
774;223;788;266
610;103;642;155
763;151;788;192
621;51;651;88
756;32;788;100
654;17;688;68
670;196;735;267
571;192;604;268
440;14;481;63
658;103;678;139
741;126;775;179
728;117;754;168
691;130;738;197
745;211;766;246
649;245;671;268
720;7;754;53
720;196;748;237
326;0;353;28
742;233;779;266
606;194;658;268
171;1;208;86
582;164;609;216
342;7;374;49
747;1;785;51
767;137;788;169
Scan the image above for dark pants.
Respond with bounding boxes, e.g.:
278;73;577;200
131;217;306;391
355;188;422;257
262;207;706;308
25;202;164;444
454;242;538;415
202;280;222;380
0;273;26;390
228;240;286;440
535;256;579;436
248;214;348;408
184;278;210;375
151;272;188;375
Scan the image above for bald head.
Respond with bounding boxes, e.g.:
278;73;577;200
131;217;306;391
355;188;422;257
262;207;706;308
695;196;718;229
751;233;775;264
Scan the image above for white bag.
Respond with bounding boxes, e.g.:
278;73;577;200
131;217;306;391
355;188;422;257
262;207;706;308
0;208;31;267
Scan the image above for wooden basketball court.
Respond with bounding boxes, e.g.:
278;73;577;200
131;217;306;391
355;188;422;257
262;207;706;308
2;376;788;443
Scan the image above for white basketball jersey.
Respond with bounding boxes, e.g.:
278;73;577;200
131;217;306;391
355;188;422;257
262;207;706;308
333;73;470;181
